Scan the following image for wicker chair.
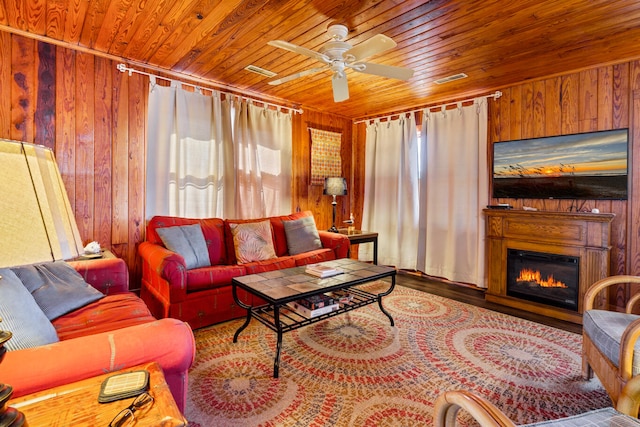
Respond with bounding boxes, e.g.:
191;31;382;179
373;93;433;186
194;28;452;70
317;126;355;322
433;374;640;426
582;275;640;406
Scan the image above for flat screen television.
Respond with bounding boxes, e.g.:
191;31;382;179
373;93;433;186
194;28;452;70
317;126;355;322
492;128;628;200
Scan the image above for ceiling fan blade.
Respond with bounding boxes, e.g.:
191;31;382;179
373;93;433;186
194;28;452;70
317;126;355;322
343;34;396;62
332;72;349;102
268;67;326;85
267;40;330;64
353;62;414;80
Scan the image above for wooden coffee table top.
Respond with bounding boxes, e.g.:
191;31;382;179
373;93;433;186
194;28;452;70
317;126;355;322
8;361;186;427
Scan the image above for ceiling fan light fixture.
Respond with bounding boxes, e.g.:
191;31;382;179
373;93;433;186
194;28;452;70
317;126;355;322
327;24;349;41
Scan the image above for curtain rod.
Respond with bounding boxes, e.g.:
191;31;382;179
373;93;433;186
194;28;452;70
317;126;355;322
116;64;304;115
353;91;502;124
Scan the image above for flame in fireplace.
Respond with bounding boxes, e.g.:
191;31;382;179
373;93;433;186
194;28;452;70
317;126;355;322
516;268;568;288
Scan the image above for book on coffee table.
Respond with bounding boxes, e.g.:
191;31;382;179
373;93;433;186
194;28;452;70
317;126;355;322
305;264;343;278
297;294;336;310
286;300;340;318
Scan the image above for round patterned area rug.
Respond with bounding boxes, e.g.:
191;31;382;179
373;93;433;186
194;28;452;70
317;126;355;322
185;282;610;426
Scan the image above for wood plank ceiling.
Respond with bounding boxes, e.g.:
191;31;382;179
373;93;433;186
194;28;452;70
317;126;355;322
2;0;640;119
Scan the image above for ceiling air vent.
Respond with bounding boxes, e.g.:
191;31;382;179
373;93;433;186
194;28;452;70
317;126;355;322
434;73;468;85
245;65;277;78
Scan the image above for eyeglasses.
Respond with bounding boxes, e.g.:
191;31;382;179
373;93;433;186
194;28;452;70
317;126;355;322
108;392;154;427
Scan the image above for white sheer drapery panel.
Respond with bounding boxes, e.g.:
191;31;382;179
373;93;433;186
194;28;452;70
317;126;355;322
146;83;176;219
233;100;293;218
361;115;420;269
145;83;234;219
418;99;488;287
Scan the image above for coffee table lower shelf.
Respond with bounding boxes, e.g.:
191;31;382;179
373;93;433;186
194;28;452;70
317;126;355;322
249;286;394;333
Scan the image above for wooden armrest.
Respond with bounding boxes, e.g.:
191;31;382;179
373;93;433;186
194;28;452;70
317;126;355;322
617;374;640;417
628;293;640;314
433;390;516;427
619;317;640;382
584;275;640;311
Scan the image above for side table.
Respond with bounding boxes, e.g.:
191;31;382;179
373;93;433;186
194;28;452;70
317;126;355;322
8;362;186;426
338;229;379;265
72;249;116;261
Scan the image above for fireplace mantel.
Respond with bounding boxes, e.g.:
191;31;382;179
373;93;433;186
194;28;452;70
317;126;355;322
483;209;614;324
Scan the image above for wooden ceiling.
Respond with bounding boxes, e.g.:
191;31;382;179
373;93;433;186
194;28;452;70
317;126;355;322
2;0;640;119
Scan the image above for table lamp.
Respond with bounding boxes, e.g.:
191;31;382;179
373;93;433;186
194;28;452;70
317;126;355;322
0;319;25;427
0;139;84;268
323;177;347;233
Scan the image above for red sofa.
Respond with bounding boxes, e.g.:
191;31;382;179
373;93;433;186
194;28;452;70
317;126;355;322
0;257;195;412
139;211;350;329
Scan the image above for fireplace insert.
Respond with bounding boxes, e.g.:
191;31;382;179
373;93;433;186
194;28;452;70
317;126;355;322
506;249;580;311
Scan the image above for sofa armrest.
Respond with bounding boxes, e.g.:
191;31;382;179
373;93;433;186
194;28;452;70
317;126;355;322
67;257;129;294
138;241;188;303
318;231;350;259
0;318;195;412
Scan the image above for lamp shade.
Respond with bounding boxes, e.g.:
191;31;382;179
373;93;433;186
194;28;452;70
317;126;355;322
0;139;83;268
323;177;347;196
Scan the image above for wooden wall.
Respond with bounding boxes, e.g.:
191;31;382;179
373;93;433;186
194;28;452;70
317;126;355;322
488;63;640;308
292;107;353;230
0;31;352;287
0;31;147;282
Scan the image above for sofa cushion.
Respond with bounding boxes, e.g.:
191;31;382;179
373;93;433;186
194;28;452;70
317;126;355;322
147;216;227;265
291;248;336;266
11;262;105;321
52;293;155;341
243;257;297;275
186;265;247;292
230;220;277;264
0;268;59;351
283;216;322;255
157;224;211;269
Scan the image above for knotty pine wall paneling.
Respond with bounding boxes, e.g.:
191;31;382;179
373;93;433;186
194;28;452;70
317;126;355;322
292;107;353;231
490;63;640;311
0;32;147;288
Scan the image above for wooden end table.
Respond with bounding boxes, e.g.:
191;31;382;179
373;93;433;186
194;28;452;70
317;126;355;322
338;229;378;264
8;362;186;426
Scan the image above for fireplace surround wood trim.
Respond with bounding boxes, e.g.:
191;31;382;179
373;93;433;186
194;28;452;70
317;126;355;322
483;209;615;324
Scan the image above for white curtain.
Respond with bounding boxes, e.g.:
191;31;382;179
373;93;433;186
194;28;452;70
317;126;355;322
361;115;420;269
146;84;292;220
418;99;488;286
146;82;234;219
233;100;292;218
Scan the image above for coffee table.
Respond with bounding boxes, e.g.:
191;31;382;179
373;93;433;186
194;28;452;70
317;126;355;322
232;258;396;378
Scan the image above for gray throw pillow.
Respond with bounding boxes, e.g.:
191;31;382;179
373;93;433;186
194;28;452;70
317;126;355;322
156;224;211;269
11;262;105;321
283;216;323;255
0;268;59;351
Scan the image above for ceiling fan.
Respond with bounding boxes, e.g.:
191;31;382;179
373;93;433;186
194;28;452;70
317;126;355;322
267;24;414;102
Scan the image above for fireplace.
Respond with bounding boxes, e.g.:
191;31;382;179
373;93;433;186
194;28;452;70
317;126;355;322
506;249;580;311
484;209;614;324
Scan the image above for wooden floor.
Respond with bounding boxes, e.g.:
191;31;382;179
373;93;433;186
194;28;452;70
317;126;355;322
396;271;582;335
